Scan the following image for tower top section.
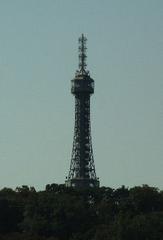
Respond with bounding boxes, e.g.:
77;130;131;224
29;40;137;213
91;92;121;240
72;34;94;94
77;34;89;76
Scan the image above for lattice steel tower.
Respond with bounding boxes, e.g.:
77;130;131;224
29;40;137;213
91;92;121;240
65;34;99;188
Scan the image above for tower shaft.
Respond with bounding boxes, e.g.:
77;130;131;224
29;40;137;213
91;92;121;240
71;94;95;178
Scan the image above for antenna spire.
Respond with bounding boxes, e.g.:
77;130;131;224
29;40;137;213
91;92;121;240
78;34;88;74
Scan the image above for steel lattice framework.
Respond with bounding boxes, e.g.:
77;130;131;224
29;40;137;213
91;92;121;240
65;34;99;188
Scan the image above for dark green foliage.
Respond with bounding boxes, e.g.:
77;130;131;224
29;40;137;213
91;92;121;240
0;184;163;239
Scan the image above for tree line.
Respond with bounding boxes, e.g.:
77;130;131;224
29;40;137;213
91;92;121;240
0;184;163;240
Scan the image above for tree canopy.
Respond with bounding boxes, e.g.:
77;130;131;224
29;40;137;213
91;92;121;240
0;184;162;240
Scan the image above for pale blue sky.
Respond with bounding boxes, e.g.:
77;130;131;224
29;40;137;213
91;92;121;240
0;0;162;190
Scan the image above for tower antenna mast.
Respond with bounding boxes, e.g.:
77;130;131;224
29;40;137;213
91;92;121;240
78;33;87;74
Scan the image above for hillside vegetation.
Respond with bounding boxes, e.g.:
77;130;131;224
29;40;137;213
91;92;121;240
0;184;163;240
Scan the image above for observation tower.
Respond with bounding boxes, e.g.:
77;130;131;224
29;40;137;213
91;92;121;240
65;34;99;188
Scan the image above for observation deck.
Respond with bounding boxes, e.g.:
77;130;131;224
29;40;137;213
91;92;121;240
71;72;94;94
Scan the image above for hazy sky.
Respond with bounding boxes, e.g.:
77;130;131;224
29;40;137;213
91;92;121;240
0;0;162;190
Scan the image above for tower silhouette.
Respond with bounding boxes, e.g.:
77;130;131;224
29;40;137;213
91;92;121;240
65;34;99;188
